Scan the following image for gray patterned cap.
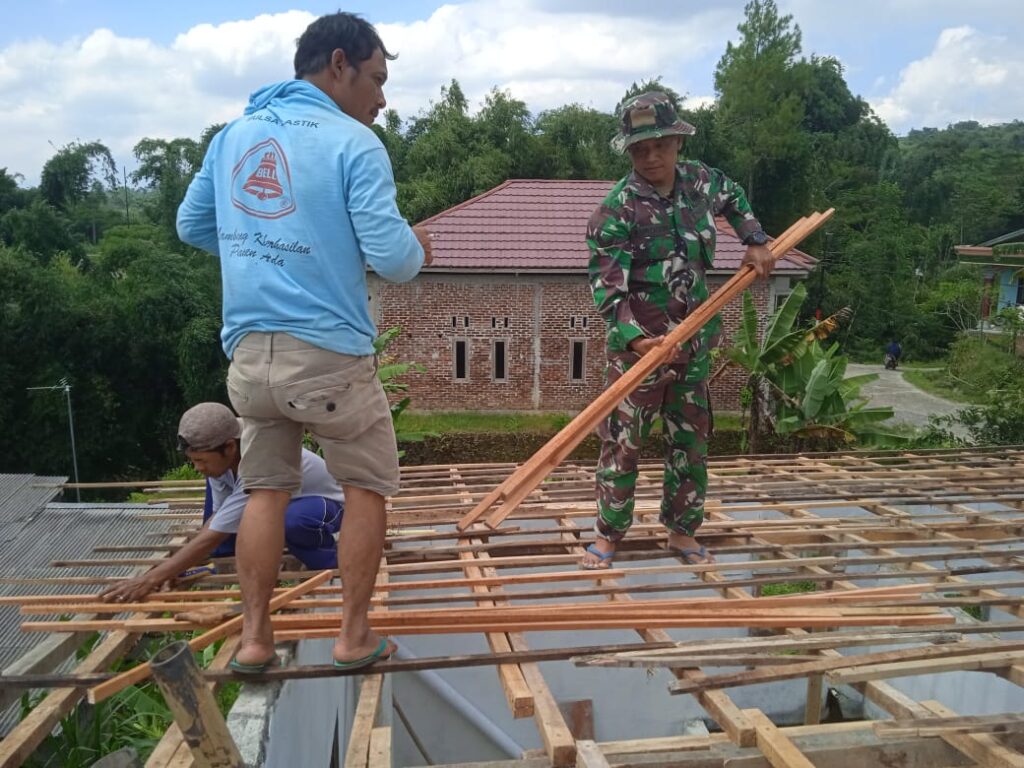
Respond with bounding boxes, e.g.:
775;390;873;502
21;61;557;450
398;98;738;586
177;402;241;452
611;91;696;154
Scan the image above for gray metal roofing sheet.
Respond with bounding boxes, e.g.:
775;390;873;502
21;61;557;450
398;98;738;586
0;475;180;735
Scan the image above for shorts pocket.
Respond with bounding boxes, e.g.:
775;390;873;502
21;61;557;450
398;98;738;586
284;374;353;418
278;359;384;440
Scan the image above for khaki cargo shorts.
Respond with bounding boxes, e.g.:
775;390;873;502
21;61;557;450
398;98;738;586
226;332;400;497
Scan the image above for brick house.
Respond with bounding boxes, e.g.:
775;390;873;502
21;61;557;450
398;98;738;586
370;179;816;412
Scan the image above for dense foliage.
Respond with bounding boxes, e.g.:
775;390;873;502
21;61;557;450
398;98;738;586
726;284;898;451
2;0;1022;480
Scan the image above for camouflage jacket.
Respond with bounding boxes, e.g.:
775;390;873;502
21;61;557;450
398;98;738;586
586;161;761;368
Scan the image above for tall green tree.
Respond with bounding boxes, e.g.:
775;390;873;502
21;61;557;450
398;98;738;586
133;124;223;240
534;105;625;179
897;121;1024;242
39;141;117;210
615;77;684;114
0;168;28;215
713;0;809;231
0;199;83;263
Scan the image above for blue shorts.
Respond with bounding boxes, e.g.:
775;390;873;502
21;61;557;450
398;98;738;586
204;485;342;569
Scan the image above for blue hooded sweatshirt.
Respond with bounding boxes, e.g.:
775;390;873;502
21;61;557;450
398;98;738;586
177;79;424;358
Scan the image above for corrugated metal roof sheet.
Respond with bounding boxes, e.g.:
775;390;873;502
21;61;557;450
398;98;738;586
418;179;817;273
0;475;178;734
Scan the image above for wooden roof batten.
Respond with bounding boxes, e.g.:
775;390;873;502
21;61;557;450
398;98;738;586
0;446;1023;767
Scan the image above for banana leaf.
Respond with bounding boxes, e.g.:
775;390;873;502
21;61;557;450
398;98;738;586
802;358;832;419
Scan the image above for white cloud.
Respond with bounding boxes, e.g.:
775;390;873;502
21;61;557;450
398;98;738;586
5;3;1019;185
869;26;1024;133
0;3;732;184
377;1;729;115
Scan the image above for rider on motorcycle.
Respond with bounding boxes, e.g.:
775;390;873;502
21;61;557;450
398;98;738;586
884;339;903;370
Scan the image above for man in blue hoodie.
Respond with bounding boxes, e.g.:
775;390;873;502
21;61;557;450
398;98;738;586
177;12;430;673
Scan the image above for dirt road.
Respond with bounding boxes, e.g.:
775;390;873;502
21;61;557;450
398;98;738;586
846;363;967;434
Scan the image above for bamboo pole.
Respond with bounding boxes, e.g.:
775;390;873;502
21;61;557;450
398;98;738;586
149;640;244;768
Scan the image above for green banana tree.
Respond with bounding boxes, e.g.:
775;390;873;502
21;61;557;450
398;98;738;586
373;326;434;448
725;283;903;451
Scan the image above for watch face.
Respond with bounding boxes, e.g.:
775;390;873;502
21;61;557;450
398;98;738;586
749;232;768;245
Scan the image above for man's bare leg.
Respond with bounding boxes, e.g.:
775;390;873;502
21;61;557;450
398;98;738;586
334;484;390;662
234;488;290;665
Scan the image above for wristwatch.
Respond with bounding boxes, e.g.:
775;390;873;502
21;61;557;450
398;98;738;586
743;230;769;246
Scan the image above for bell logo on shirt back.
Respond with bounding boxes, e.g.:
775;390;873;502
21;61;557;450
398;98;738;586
230;138;297;219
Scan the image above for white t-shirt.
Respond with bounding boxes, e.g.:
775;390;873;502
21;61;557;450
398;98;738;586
207;448;345;534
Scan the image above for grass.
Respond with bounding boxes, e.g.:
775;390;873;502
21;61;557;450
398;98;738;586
396;410;743;435
127;463;204;503
396;411;573;433
761;580;817;597
902;369;988;405
944;593;985;621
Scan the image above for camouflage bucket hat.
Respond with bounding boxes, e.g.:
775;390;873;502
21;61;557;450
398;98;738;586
611;91;696;154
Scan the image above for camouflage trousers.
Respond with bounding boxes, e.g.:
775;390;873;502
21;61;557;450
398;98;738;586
594;359;711;542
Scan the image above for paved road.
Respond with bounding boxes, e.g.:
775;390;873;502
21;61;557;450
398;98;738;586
846;363;967;433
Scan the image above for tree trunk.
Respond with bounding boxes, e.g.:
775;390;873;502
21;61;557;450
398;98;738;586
747;377;774;454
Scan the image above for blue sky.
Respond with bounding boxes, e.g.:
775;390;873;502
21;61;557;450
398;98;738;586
0;1;443;45
2;1;1022;183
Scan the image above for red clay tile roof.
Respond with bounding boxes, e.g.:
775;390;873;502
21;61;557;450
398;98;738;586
418;179;817;274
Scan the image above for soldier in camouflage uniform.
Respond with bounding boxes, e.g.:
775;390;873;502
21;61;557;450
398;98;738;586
582;91;774;569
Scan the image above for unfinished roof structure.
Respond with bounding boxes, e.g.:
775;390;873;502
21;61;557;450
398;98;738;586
1;446;1024;767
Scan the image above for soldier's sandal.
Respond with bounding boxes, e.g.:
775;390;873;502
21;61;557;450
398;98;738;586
670;544;712;565
581;542;615;569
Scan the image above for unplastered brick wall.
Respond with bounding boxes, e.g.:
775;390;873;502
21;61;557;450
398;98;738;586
371;272;776;413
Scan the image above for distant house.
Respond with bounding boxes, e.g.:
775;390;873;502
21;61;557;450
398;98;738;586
369;179;816;412
956;229;1024;325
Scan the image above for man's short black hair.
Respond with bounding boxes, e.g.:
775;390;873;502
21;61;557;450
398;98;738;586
294;12;395;78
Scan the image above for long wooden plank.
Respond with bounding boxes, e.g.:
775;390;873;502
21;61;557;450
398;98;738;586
344;675;385;767
670;640;1024;695
28;608;952;635
345;558;391;768
460;525;575;764
87;569;333;703
827;649;1023;684
49;530;1024;569
21;586;939;620
458;512;534;718
12;543;1024;587
746;709;817;768
368;726;392;768
475;214;831;531
921;700;1024;768
874;712;1024;738
8;572;965;613
575;631;966;667
0;641;689;689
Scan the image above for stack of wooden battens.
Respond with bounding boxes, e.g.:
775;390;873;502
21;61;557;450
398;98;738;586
2;445;1024;767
